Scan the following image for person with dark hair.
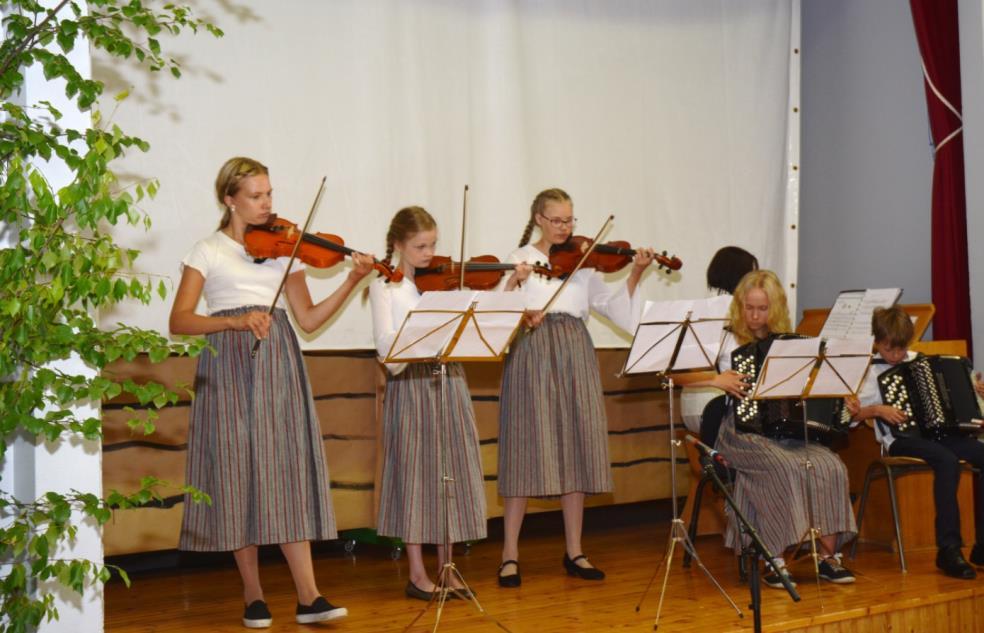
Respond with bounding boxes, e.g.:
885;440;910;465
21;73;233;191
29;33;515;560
706;246;759;295
849;305;984;579
680;246;759;434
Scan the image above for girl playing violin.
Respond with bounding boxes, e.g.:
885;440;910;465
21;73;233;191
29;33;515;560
368;206;487;600
497;188;657;586
169;157;374;628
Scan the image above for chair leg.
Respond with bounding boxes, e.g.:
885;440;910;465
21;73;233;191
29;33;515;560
850;464;877;560
885;465;907;573
684;476;709;568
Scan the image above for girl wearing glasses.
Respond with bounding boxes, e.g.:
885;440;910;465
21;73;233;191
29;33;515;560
495;188;656;586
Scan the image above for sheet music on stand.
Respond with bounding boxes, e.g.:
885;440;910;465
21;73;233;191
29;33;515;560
752;336;874;400
818;288;902;341
384;290;526;363
621;295;731;376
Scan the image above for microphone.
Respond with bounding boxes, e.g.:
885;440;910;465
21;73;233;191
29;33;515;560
684;434;731;469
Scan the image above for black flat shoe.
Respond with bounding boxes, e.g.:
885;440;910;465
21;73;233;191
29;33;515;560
970;543;984;566
937;546;977;580
563;554;605;581
498;560;521;587
449;586;476;600
405;581;435;601
242;600;272;629
295;596;348;624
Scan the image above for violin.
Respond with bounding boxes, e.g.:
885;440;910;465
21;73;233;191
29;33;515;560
548;235;682;277
414;255;556;292
244;215;403;282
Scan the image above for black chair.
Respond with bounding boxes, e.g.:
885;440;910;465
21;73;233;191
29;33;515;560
683;395;733;568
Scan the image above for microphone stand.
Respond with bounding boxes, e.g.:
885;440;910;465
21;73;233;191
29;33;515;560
698;448;800;633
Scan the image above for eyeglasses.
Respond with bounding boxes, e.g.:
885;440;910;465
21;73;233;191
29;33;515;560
538;213;577;229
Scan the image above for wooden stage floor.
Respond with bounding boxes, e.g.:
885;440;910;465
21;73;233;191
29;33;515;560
105;502;984;632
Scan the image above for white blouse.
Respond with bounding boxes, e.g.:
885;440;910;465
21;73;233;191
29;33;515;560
369;276;423;376
181;231;303;313
505;244;642;333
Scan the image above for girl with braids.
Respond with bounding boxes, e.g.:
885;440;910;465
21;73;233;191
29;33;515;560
496;188;657;586
368;206;487;600
170;157;374;627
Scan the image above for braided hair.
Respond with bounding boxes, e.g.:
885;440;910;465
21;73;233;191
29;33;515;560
519;188;571;246
385;206;437;268
214;157;269;229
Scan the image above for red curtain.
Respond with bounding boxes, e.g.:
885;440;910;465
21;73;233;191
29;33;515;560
910;0;972;354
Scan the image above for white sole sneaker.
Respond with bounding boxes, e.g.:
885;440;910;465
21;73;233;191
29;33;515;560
242;616;272;628
296;606;348;624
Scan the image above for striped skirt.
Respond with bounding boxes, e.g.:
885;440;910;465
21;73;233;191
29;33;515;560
179;306;336;552
497;313;613;498
715;410;856;556
377;362;487;544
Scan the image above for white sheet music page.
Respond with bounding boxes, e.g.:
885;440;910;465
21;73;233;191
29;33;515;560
809;336;874;396
818;290;863;340
623;296;729;374
448;291;525;359
675;295;730;370
622;300;689;374
818;288;901;340
753;337;820;398
386;290;474;361
848;288;902;338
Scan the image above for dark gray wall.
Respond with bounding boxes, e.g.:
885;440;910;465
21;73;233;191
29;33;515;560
799;0;934;329
960;0;984;356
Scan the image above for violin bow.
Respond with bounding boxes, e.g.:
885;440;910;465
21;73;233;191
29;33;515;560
250;176;328;359
538;214;614;316
458;184;469;290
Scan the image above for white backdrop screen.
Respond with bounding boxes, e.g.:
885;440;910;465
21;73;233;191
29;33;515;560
100;0;799;349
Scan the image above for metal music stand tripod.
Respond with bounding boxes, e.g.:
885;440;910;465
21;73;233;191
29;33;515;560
385;290;524;633
620;296;742;630
750;336;872;606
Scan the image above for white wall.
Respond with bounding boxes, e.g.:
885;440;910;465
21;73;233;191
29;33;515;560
799;0;934;329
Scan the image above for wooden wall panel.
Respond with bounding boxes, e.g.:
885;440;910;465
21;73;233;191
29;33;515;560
103;348;692;556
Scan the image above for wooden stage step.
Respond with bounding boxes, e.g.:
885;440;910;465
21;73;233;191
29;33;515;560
105;502;984;632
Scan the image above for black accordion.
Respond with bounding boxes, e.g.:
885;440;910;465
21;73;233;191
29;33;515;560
730;334;851;445
877;354;984;440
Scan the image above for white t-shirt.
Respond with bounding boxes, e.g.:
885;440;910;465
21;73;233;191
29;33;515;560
857;350;917;451
181;230;304;313
369;276;422;376
504;244;642;333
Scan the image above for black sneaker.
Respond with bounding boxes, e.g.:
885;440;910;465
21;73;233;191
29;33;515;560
970;543;984;567
295;596;348;624
242;600;272;629
763;567;797;589
818;557;856;584
936;546;977;579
